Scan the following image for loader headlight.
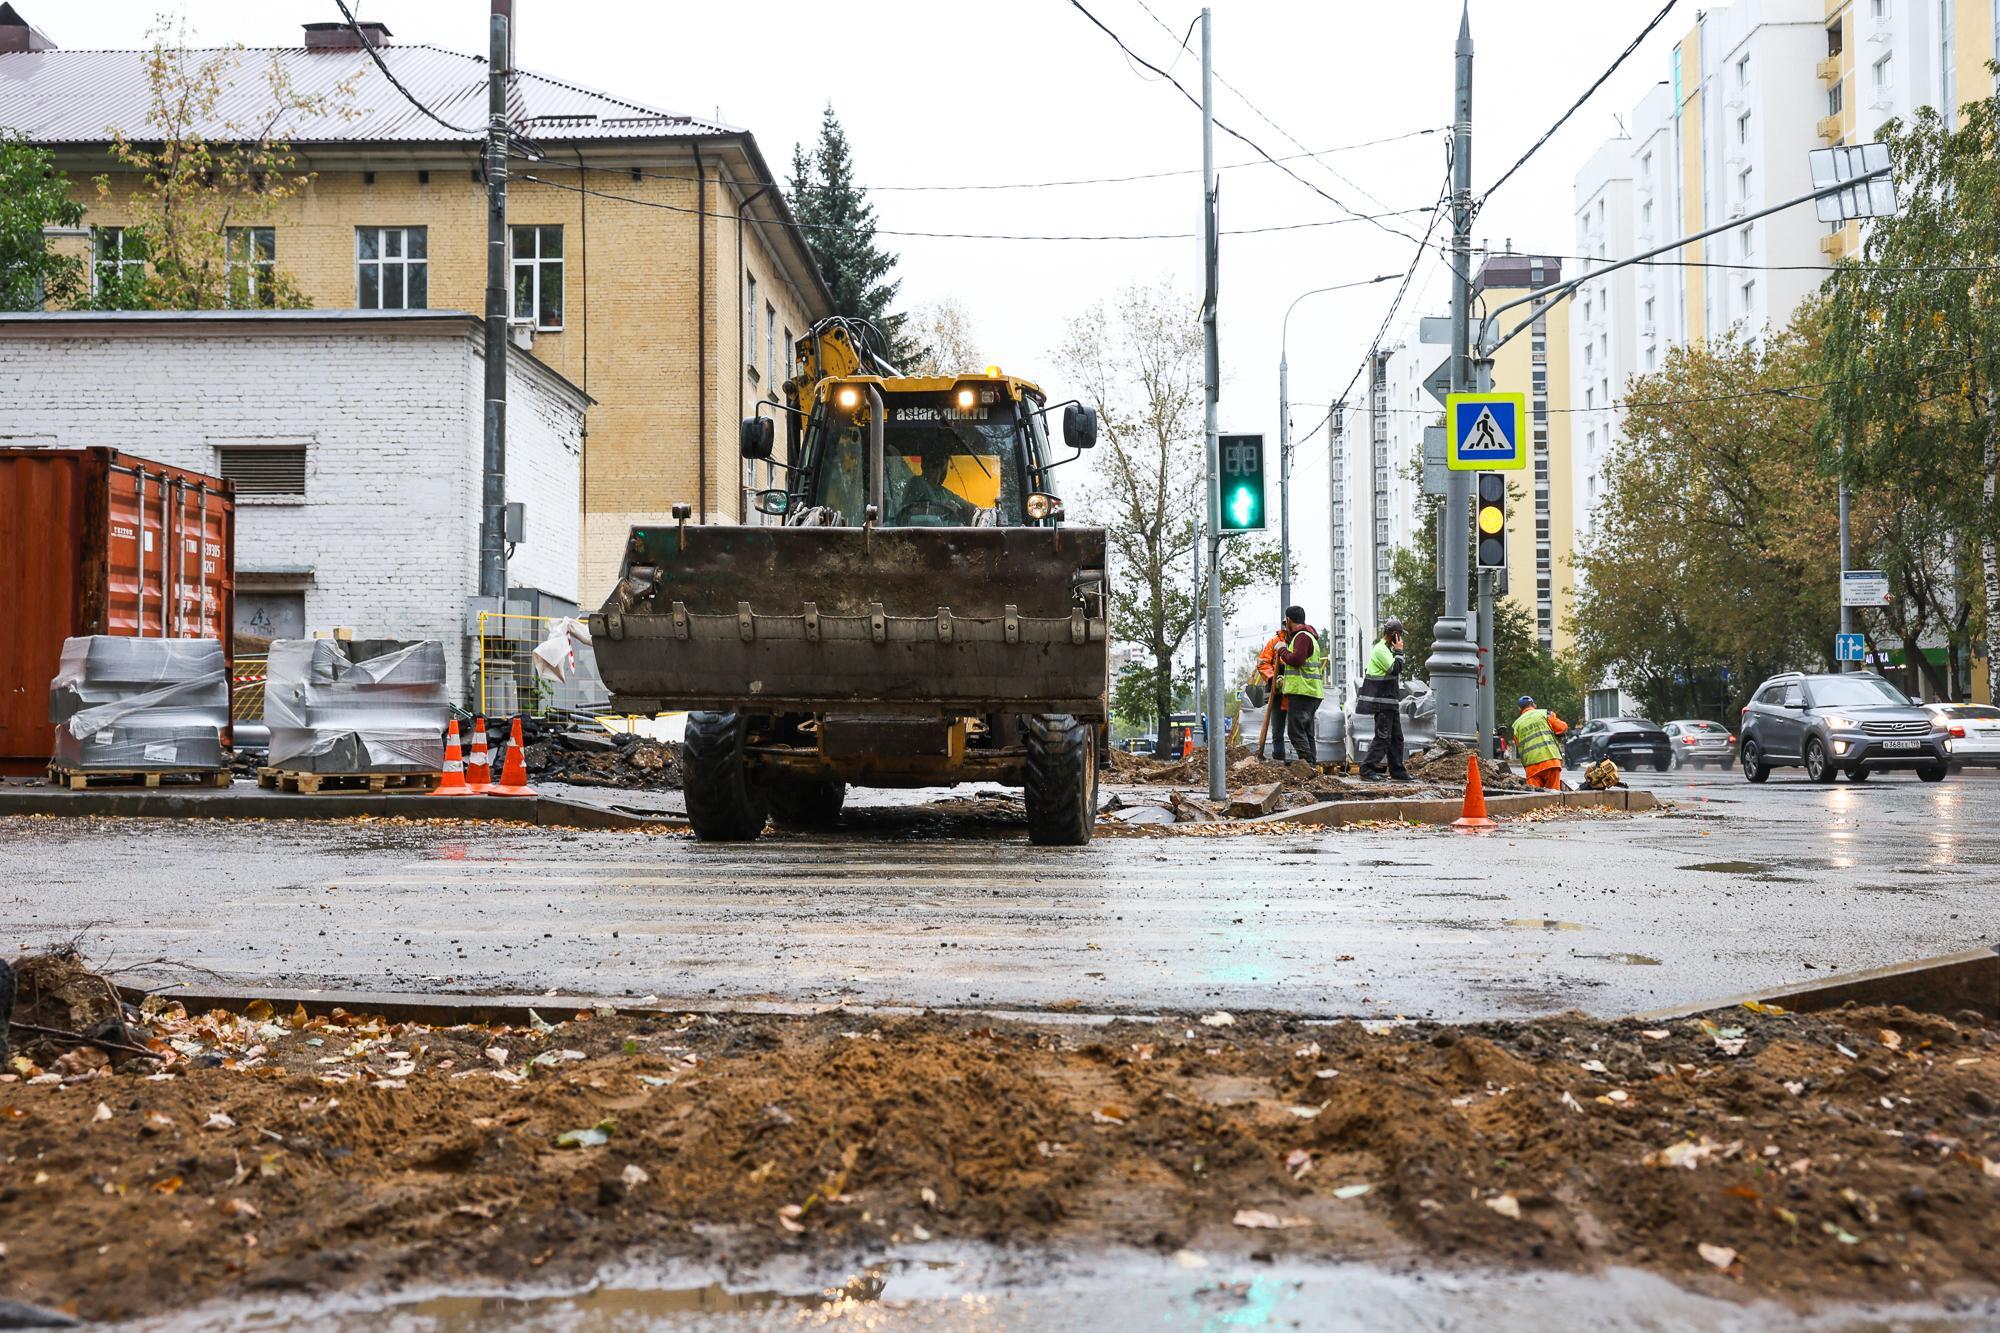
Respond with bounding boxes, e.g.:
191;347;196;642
956;387;977;410
1025;492;1062;521
836;386;860;410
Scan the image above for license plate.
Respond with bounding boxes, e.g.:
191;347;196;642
1882;738;1922;750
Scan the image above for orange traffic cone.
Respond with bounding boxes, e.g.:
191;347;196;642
487;717;536;797
436;719;471;796
466;715;492;793
1452;753;1497;831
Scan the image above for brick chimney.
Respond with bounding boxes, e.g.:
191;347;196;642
302;18;390;50
0;3;58;53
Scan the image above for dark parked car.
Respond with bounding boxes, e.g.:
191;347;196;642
1563;717;1672;771
1662;718;1736;769
1737;671;1948;783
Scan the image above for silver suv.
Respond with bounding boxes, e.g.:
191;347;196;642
1737;671;1949;783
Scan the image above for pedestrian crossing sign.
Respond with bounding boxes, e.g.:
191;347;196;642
1446;392;1527;471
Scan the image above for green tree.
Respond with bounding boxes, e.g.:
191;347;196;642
0;132;85;310
1572;328;1837;718
1816;84;2000;702
786;105;911;363
1056;280;1280;754
91;26;350;311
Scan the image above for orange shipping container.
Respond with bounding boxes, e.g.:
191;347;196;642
0;448;234;774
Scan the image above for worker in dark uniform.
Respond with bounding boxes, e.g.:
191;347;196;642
1357;618;1411;781
1270;605;1325;763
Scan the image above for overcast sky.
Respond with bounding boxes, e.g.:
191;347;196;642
39;0;1685;653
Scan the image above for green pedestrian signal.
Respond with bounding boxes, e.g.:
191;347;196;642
1218;433;1266;533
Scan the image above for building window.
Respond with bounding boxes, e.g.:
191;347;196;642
91;226;146;294
1736;53;1750;87
1738;224;1754;257
510;224;564;330
1828;20;1844;56
1640;150;1652;178
1829;82;1844;116
214;444;307;500
224;227;275;308
1737;110;1751;145
1940;0;1955;114
1870;0;1887;17
1738;166;1753;202
1643;296;1655;326
1741;278;1757;315
764;303;777;389
356;226;428;309
744;272;759;379
1640;200;1652;233
1873;54;1892;91
782;326;795;375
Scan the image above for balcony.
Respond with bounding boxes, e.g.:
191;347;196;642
1815;56;1842;83
1819;230;1850;259
1817;113;1844;141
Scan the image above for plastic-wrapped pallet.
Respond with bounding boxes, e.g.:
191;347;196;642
263;639;447;774
47;637;229;771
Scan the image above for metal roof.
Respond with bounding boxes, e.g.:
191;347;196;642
0;43;735;145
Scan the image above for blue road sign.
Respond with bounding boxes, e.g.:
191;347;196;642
1446;392;1527;470
1835;632;1866;662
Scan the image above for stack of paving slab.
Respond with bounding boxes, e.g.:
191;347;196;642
263;639;447;774
47;636;229;772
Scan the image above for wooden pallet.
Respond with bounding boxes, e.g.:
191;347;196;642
256;768;442;795
47;765;232;791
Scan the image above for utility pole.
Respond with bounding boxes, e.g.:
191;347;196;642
1329;401;1346;705
1474;351;1496;752
1192;523;1204;700
1277;351;1292;617
1425;2;1480;742
1838;441;1854;672
479;0;512;665
1199;7;1226;801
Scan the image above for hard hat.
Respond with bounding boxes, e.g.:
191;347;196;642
1382;618;1405;636
1517;695;1536;709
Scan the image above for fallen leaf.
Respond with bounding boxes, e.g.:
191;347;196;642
1485;1193;1522;1220
1199;1012;1235;1028
1697;1242;1737;1270
555;1119;615;1149
1560;1091;1584;1113
920;1186;939;1207
1285;1105;1322;1120
220;1198;260;1220
1741;1000;1785;1016
777;1204;805;1233
621;1164;649;1187
1231;1208;1307;1229
290;1003;311;1029
1333;1183;1372;1200
1579;1059;1609;1074
244;999;275;1022
1640;1029;1670;1040
910;1222;932;1241
1984;1157;2000;1180
1091;1106;1127;1125
153;1176;182;1195
1821;1221;1861;1245
1172;1249;1208;1269
454;1202;495;1219
92;1103;112;1123
1878;1029;1903;1051
203;1112;236;1131
1724;1184;1761;1202
1285;1150;1314;1180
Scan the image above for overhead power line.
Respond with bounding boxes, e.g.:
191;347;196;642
516;172;1433;241
333;0;482;137
1480;0;1681;204
1066;0;1424;245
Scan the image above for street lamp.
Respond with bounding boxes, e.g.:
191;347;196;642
1277;276;1400;623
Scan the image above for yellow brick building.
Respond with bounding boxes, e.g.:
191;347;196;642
0;13;833;607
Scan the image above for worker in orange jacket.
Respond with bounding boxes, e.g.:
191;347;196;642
1512;695;1570;790
1255;623;1289;760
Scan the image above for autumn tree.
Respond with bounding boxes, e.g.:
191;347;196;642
0;133;85;310
1055;279;1281;753
1816;83;2000;702
902;296;981;376
91;25;351;310
1572;328;1839;718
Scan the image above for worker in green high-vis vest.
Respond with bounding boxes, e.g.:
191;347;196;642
1357;619;1411;781
1271;605;1325;763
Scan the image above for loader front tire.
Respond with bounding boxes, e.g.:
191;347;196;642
682;711;769;842
1024;714;1098;846
766;778;847;830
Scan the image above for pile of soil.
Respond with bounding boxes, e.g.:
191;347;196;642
4;956;1997;1323
525;731;681;789
1405;737;1531;792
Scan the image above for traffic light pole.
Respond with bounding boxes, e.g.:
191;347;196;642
1474;355;1495;754
1838;443;1855;672
1426;4;1481;744
1199;8;1226;802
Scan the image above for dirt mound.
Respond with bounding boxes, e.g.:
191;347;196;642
9;946;122;1035
4;953;1999;1323
1406;737;1530;792
526;731;681;789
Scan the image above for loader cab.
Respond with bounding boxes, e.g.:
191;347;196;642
783;378;1070;529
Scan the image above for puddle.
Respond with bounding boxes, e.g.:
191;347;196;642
127;1248;1992;1332
1678;860;1769;874
1503;918;1584;931
1574;952;1662;966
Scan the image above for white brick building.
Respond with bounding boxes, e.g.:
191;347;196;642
0;310;588;702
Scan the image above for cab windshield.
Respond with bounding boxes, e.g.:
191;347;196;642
815;389;1028;527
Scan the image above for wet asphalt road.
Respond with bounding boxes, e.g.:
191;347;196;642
3;766;1996;1021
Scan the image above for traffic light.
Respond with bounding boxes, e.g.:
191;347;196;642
1475;471;1507;570
1217;433;1266;532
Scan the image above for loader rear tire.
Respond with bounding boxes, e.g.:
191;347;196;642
682;711;769;842
766;778;847;830
1024;714;1098;846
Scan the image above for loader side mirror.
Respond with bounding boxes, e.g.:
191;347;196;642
740;416;775;461
753;488;791;517
1063;403;1099;451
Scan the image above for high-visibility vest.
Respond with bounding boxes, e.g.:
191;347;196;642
1280;629;1324;699
1513;708;1562;768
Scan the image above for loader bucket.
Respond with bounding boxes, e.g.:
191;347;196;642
588;525;1110;718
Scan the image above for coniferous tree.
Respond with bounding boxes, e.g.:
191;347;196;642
785;104;912;364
